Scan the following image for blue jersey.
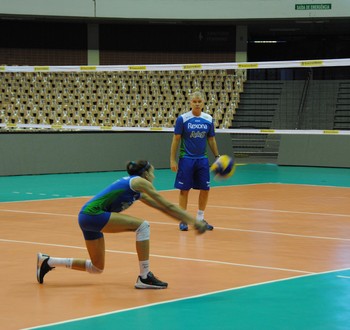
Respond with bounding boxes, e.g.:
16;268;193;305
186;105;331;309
174;111;215;159
80;176;141;215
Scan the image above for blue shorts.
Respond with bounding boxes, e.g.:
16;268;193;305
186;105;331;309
78;211;111;240
174;158;210;191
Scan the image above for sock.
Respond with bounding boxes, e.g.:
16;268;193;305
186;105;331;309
47;257;73;269
197;210;205;221
139;260;150;279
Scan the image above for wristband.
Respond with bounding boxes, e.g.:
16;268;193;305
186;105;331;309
215;155;221;159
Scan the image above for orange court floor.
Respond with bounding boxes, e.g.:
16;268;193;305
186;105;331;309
1;166;350;329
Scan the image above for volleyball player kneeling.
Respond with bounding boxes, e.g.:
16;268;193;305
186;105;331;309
37;160;207;289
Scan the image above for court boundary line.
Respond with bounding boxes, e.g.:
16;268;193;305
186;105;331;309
1;202;350;219
23;266;350;330
0;238;312;274
1;204;350;242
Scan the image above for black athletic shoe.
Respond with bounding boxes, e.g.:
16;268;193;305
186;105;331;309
135;271;168;289
37;252;54;284
203;220;214;230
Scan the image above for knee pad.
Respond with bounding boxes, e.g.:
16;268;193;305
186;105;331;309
136;220;150;241
85;260;103;274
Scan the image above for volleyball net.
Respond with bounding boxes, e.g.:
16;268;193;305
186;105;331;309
1;58;350;138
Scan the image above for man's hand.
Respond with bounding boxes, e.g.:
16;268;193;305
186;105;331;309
170;160;178;172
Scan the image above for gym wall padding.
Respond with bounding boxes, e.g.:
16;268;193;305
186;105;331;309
277;135;350;168
0;132;233;176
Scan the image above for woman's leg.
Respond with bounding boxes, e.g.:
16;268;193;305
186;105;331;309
37;212;167;288
102;213;167;288
78;237;106;271
102;213;149;262
36;236;105;284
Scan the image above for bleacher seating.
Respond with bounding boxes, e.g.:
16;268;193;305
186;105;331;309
0;69;245;129
333;81;350;130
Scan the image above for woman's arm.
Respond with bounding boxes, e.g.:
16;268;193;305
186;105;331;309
140;192;167;211
132;177;206;233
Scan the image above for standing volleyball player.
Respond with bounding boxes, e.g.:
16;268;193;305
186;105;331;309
36;160;207;289
170;90;220;231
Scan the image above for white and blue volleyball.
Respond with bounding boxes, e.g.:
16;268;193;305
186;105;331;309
210;155;235;180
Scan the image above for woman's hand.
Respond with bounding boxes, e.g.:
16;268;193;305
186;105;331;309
193;220;207;234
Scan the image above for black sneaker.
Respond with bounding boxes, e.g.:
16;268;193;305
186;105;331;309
179;222;188;231
203;220;214;230
37;252;54;284
135;271;168;289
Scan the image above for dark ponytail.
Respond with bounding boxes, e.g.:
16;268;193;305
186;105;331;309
126;160;151;176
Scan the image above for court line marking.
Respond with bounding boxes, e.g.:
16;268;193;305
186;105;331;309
257;182;350;190
23;266;350;330
1;205;350;219
1;208;350;242
3;181;350;204
207;227;350;242
1;198;350;218
0;238;312;274
198;204;350;218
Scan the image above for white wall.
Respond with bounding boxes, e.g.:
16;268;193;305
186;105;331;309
0;0;349;19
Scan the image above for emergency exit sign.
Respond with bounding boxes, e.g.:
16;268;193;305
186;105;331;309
295;3;332;10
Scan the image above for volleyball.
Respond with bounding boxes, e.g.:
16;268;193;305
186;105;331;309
210;155;235;179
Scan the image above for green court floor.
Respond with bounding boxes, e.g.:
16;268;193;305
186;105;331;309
28;269;350;330
1;164;350;203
